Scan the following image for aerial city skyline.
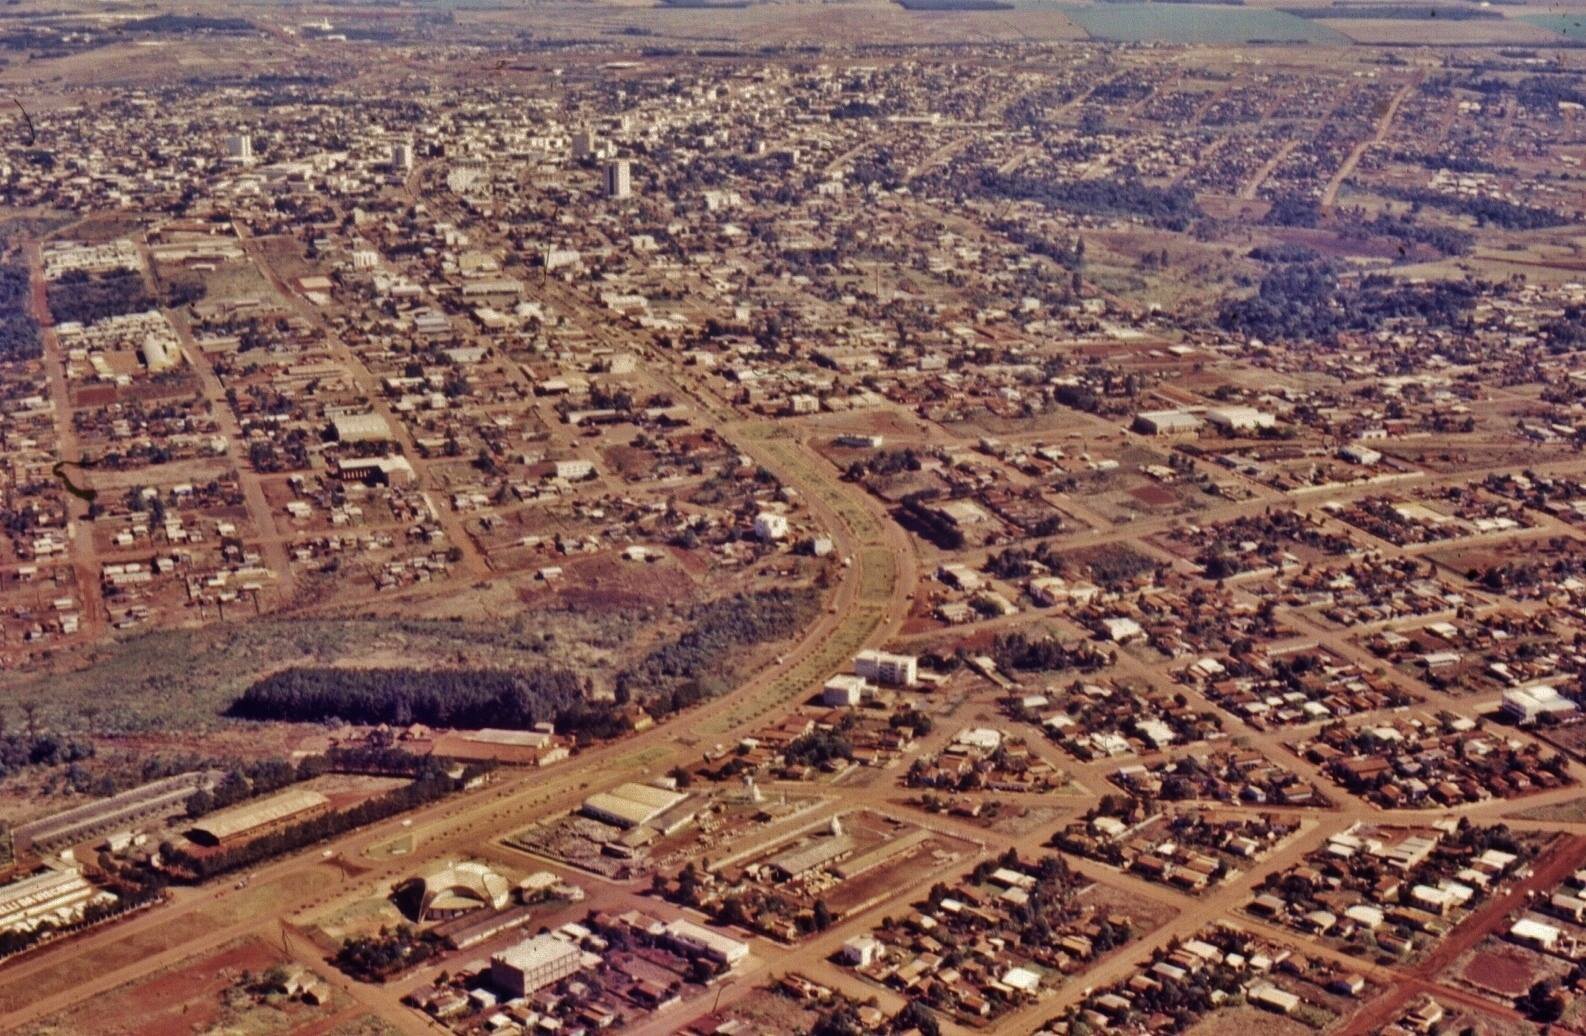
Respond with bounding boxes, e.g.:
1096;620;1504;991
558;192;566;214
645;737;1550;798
1;1;1585;1033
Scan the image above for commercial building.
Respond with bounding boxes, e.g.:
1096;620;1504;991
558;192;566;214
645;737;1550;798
335;455;416;486
821;674;869;707
1510;917;1561;951
1339;443;1383;466
490;934;582;997
227;133;253;161
16;771;222;852
141;333;182;372
660;917;749;966
1501;684;1577;724
840;934;885;966
408;860;512;921
765;833;856;880
580;782;689;829
391;142;414;171
329;412;394;444
1205;406;1276;433
1132;410;1204;436
186;787;330;847
0;865;115;935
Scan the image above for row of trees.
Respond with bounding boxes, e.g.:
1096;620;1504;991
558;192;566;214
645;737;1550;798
229;665;586;730
160;767;473;881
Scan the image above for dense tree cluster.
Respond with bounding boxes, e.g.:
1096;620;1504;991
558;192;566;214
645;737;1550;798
229;665;585;729
1392;148;1511;176
1513;75;1586;114
783;730;855;768
0;731;95;782
1218;261;1480;344
46;269;156;326
1247;242;1320;264
1261;193;1322;229
991;221;1086;274
972;168;1199;232
1542;306;1586;353
896;493;965;550
990;631;1108;673
1356;212;1474;257
844;447;925;481
896;0;1012;9
124;13;257;33
812;999;941;1036
335;924;445;982
184;757;300;818
0;262;41;362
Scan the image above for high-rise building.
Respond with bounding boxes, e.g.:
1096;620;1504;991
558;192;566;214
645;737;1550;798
571;129;597;160
390;142;413;171
227;133;253;161
604;158;631;200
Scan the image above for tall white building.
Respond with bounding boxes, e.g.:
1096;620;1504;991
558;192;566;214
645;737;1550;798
604;158;632;200
227;133;253;162
390;142;414;171
854;649;918;688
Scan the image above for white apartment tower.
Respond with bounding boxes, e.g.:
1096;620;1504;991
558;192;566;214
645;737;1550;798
227;133;253;161
390;142;414;171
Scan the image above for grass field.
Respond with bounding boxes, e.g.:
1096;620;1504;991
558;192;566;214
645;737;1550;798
1059;3;1350;43
0;611;646;733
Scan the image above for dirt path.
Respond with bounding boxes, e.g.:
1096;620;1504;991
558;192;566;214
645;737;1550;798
1321;76;1419;211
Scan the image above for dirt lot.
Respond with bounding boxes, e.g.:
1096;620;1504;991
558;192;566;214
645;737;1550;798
0;911;217;1015
1185;1003;1314;1036
1081;877;1178;936
15;935;329;1036
1513;795;1586;825
1456;938;1568;1000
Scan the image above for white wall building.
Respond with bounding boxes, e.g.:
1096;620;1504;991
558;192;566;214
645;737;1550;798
753;511;790;542
854;649;918;687
490;934;582;998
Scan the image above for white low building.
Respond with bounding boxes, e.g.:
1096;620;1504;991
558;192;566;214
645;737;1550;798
753;511;790;541
1501;685;1577;724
